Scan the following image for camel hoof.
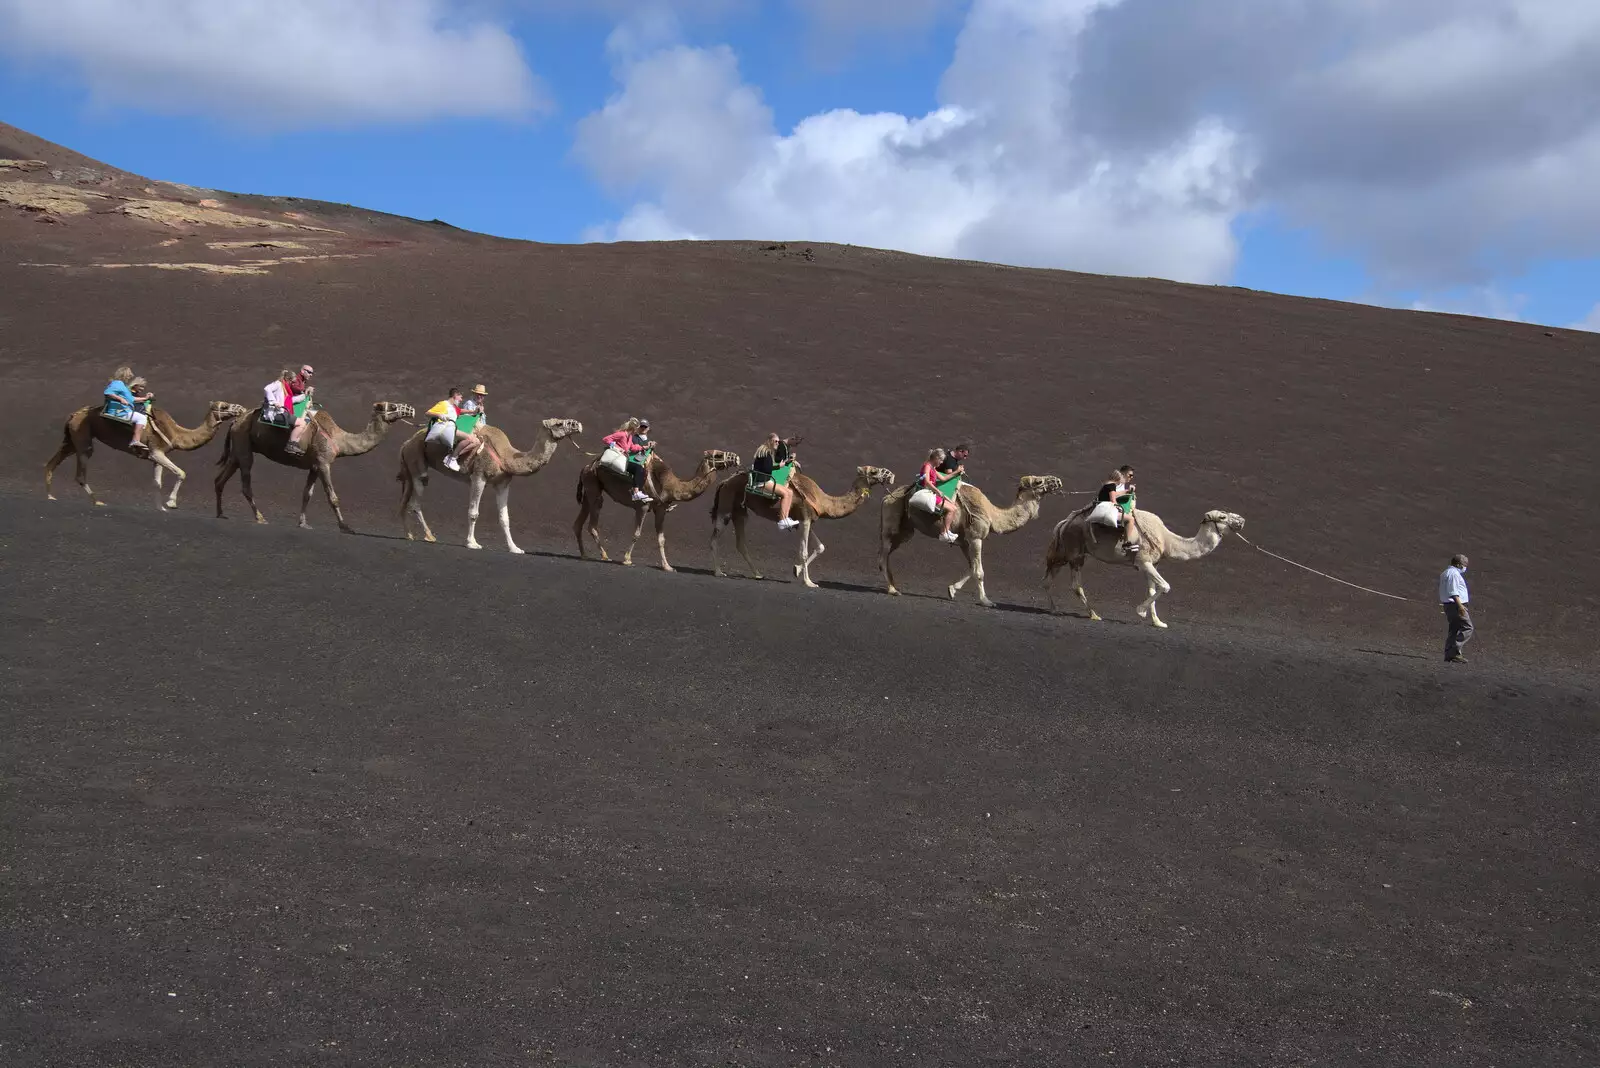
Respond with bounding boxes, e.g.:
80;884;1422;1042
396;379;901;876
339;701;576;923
794;565;803;577
424;533;436;544
255;517;267;525
467;543;482;551
661;565;675;573
752;573;764;581
339;526;355;535
886;587;900;596
93;501;106;508
713;569;726;578
508;546;526;556
1089;611;1102;621
947;585;960;600
804;581;819;589
978;598;996;609
1152;620;1169;629
46;494;56;502
622;558;634;567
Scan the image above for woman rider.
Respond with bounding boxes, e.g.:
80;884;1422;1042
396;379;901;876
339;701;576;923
103;366;150;453
1094;465;1140;554
751;432;801;531
601;417;658;502
918;447;960;543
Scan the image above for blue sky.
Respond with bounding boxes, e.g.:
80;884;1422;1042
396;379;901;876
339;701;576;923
2;0;1596;331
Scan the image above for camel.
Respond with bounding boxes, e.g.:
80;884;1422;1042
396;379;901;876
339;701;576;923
396;417;583;553
710;465;897;587
1043;506;1246;628
880;475;1065;607
45;400;247;510
574;448;741;570
214;400;416;532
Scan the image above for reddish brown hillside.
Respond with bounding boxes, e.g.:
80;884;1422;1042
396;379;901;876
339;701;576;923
3;121;1596;667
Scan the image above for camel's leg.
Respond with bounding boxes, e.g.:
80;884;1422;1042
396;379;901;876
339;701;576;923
151;452;185;510
653;507;673;572
296;469;319;529
972;539;994;608
465;474;487;549
881;528;911;595
795;519;822;588
234;446;267;524
622;505;647;567
710;506;727;577
588;495;611;562
44;440;76;502
404;474;437;543
1135;560;1172;628
496;482;522;555
573;491;595;559
733;510;763;580
1069;561;1101;621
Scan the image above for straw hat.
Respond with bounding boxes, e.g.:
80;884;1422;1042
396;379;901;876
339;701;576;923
471;384;488;396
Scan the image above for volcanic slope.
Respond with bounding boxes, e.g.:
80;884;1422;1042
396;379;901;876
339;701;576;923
2;120;1597;666
3;497;1598;1066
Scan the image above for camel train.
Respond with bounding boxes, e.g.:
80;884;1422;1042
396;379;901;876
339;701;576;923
45;373;1245;627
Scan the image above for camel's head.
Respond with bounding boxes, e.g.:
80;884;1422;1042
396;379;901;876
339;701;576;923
375;401;416;423
1019;475;1065;497
1204;509;1246;532
858;465;896;487
703;449;741;470
543;418;584;442
210;401;248;421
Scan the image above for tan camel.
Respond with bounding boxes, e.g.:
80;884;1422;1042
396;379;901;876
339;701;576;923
880;475;1065;607
1043;506;1246;628
214;401;416;532
396;418;583;553
710;465;897;587
574;448;741;570
45;400;247;509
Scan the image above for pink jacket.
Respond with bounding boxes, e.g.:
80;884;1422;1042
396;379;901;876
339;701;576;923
603;430;647;454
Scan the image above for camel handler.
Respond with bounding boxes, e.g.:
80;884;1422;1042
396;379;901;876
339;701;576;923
445;384;490;470
750;432;802;530
102;366;150;454
1089;465;1140;555
1439;554;1473;664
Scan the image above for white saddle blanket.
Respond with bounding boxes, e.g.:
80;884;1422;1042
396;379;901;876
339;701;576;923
908;488;941;515
598;446;629;475
1088;501;1122;527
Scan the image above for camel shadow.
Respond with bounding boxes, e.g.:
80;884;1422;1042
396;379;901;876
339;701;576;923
1355;647;1430;662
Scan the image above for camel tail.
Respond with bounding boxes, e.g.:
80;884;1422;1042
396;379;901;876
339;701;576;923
216;430;232;467
575;473;585;505
397;467;413;516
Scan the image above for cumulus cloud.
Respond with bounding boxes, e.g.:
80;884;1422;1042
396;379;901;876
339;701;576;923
577;0;1600;295
0;0;543;127
577;0;1250;283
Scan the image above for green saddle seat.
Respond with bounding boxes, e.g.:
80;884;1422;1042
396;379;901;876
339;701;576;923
747;461;795;498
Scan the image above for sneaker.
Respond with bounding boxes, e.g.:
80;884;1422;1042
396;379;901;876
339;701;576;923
777;518;800;530
631;489;652;502
442;456;461;472
1123;542;1142;555
940;531;958;543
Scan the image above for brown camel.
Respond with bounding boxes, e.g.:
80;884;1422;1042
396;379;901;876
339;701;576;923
710;465;897;587
880;475;1065;607
1044;506;1246;628
45;400;247;510
396;417;583;553
574;448;741;570
214;401;416;532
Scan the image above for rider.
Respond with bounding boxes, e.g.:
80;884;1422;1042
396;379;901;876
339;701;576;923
445;383;489;470
264;369;312;456
937;442;970;479
426;386;468;471
104;366;149;454
286;364;315;455
1094;465;1140;554
601;417;657;502
918;447;960;543
752;432;801;531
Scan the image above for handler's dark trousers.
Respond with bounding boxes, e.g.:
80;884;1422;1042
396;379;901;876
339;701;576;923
1443;602;1474;660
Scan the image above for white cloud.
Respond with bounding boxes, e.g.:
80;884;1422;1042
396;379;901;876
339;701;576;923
0;0;543;128
577;0;1600;297
1573;304;1600;332
577;0;1250;283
